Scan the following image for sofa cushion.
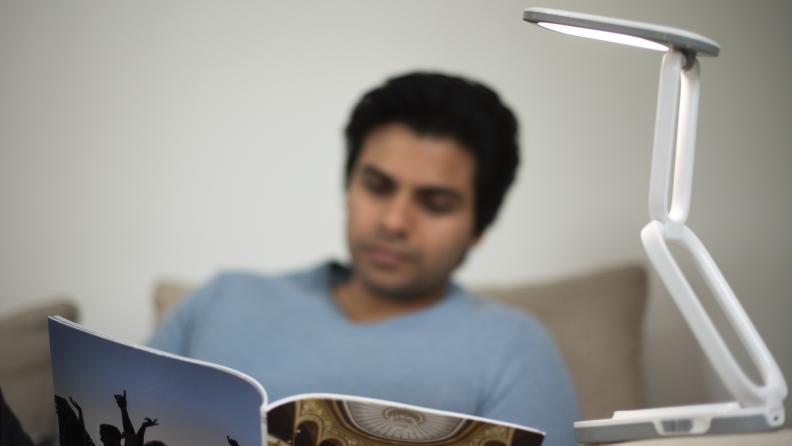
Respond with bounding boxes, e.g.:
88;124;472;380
154;282;192;327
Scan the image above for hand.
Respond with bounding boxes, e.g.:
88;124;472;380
114;390;128;409
142;417;159;428
69;396;82;413
227;435;240;446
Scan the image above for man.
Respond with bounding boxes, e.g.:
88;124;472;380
148;73;579;446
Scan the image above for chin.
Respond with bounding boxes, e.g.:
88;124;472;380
359;269;439;303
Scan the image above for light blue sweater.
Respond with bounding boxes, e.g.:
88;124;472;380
148;262;579;446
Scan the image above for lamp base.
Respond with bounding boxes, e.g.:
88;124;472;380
574;402;785;444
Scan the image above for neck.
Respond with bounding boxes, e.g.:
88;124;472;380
332;277;446;323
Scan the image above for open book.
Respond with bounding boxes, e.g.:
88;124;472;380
48;316;545;446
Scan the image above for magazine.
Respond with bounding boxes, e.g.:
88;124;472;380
48;316;545;446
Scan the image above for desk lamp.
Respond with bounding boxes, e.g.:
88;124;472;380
522;8;787;444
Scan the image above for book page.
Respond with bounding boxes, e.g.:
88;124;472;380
49;317;268;446
266;395;544;446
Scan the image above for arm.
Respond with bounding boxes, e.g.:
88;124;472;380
69;397;89;446
69;397;85;430
114;391;136;439
136;417;158;446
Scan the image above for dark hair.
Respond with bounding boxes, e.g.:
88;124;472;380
145;441;168;446
344;72;519;235
99;424;122;440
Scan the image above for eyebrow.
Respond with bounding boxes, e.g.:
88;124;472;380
360;165;394;183
359;164;465;201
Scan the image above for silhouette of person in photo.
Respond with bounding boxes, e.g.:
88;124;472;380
114;391;137;446
113;391;159;446
99;424;122;446
54;392;160;446
137;417;159;446
55;396;78;444
227;436;240;446
60;396;94;446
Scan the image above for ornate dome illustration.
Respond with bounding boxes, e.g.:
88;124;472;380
341;401;466;443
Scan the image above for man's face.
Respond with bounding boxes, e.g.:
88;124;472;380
346;122;480;300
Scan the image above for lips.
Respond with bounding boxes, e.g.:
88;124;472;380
362;243;416;268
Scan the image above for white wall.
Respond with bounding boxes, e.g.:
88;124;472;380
1;0;790;421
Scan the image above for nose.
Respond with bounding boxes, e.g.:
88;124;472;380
379;190;413;238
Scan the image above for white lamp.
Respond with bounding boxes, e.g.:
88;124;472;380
522;8;787;444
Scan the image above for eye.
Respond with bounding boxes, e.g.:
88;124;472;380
419;192;458;214
362;173;394;196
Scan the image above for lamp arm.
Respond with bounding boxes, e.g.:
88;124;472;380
667;60;700;236
642;222;787;410
647;50;683;222
681;226;788;406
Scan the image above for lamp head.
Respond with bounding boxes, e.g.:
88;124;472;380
523;8;720;57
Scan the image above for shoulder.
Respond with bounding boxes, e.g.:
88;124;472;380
177;261;330;311
451;286;550;340
217;261;332;293
276;261;335;293
147;264;328;353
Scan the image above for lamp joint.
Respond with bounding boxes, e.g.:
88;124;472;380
681;50;697;71
664;220;685;241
